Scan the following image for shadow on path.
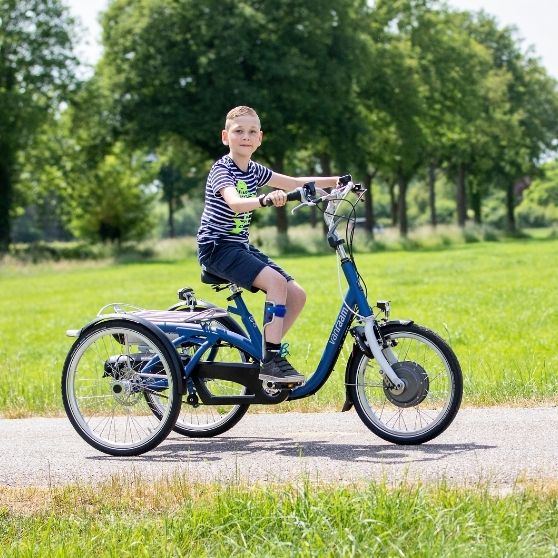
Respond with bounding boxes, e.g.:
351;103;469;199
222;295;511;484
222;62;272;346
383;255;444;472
88;436;495;465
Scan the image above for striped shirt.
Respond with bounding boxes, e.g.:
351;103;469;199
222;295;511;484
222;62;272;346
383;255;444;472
197;155;272;244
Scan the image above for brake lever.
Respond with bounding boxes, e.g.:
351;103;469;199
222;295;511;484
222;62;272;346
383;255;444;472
291;197;319;213
291;194;328;213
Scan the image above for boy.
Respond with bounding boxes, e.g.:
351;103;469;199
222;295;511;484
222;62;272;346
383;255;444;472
197;106;339;385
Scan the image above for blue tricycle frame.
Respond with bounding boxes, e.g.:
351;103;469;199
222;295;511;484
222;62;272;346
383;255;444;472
62;177;463;456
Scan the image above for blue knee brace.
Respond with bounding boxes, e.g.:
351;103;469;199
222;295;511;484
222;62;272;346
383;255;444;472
263;301;287;325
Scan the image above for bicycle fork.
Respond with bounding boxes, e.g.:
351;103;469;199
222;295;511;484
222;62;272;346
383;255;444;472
362;316;404;391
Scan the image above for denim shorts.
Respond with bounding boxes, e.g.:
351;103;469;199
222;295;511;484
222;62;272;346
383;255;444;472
197;241;293;290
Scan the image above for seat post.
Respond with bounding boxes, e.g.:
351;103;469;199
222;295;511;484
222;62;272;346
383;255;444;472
226;289;263;359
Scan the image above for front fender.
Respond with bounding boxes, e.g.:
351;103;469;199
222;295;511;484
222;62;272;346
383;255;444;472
381;319;413;328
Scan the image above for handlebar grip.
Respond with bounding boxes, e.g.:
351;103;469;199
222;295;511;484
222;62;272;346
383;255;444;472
264;193;294;207
286;181;315;202
338;174;352;186
286;189;302;202
263;181;316;206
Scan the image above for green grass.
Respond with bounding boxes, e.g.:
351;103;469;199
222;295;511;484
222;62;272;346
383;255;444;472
1;236;557;416
2;477;558;557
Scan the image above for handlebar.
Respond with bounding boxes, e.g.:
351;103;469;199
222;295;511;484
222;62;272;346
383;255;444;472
261;173;364;250
263;181;317;206
263;174;363;215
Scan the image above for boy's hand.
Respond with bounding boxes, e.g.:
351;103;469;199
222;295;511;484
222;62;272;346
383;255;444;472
265;190;287;207
337;174;352;186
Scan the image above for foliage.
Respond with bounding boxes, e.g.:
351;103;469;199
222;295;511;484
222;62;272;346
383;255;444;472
3;0;558;247
99;0;371;234
14;78;158;244
0;0;77;250
517;161;558;227
67;143;156;242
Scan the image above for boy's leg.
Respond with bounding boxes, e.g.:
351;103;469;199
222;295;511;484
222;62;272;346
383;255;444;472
281;280;306;337
252;266;287;344
253;267;305;384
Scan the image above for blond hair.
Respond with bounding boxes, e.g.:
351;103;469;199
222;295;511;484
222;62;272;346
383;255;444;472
224;106;260;130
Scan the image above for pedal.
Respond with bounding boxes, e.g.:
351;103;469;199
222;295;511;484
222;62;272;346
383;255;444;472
262;379;304;390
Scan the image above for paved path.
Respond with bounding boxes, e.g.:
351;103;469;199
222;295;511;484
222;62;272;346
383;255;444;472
1;408;557;488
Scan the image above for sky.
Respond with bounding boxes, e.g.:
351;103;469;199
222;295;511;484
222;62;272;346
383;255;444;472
65;0;558;80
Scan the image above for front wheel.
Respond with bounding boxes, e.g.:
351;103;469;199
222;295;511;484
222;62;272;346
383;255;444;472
348;323;462;444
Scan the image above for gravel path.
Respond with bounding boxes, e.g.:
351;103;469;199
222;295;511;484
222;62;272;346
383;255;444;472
1;407;557;489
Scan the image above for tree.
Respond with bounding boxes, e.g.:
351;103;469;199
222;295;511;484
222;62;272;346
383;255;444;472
156;137;210;238
0;0;77;251
407;6;493;228
361;0;431;237
464;12;558;232
17;79;156;244
100;0;369;240
68;142;157;243
517;160;558;227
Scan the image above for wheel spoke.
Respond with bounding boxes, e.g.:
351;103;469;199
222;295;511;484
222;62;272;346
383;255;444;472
63;324;179;455
350;324;462;443
144;323;250;436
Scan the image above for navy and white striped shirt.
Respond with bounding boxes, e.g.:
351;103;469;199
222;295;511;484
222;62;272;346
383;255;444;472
197;155;272;244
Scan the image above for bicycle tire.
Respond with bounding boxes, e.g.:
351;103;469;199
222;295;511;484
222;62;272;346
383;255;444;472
152;303;251;437
62;319;182;456
348;322;462;444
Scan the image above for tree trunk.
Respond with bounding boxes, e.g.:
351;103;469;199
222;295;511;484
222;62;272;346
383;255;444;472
273;159;288;241
307;163;317;228
0;153;12;253
168;197;175;238
320;153;333;237
471;186;482;224
428;161;437;227
310;205;317;228
389;180;398;227
397;174;408;238
456;163;467;228
363;171;376;240
505;182;516;233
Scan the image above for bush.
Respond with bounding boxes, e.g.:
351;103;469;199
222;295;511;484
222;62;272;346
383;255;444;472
68;143;157;243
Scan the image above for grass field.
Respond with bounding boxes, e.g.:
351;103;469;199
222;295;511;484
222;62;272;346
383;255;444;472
1;235;557;416
2;477;558;557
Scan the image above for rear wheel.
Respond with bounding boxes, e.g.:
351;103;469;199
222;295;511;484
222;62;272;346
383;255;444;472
348;323;462;444
148;303;251;437
145;338;250;437
62;320;182;456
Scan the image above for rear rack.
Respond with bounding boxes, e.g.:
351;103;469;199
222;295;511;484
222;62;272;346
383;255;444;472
96;303;228;323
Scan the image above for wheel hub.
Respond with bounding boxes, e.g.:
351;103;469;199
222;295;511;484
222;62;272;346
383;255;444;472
383;361;429;408
112;377;143;406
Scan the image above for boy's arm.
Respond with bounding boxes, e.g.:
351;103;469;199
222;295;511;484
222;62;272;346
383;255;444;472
220;170;341;211
267;172;339;192
220;186;287;211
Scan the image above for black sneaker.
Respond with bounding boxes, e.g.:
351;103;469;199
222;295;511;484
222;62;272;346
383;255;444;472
259;354;305;385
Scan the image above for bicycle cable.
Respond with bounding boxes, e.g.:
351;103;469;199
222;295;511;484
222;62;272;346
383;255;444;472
314;192;370;321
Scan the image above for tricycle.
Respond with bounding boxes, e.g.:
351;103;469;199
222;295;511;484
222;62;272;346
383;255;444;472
62;176;463;456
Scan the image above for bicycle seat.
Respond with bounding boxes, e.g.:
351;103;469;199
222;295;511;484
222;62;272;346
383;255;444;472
201;269;229;285
201;269;260;293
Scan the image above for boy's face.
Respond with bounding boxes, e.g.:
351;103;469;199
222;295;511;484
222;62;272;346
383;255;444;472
222;115;263;158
